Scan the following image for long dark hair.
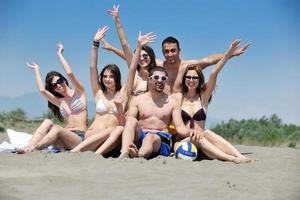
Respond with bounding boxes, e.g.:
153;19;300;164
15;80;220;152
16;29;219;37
182;65;212;102
137;45;156;72
45;71;69;121
98;64;122;93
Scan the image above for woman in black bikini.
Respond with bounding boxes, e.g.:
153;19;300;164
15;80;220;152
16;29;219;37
174;40;252;163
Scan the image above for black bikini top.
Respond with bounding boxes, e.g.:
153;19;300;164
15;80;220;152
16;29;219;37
181;98;206;129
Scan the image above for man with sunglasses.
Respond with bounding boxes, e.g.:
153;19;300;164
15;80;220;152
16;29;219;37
119;66;201;159
157;36;251;94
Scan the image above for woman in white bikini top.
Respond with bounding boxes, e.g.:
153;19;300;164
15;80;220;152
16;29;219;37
71;26;156;156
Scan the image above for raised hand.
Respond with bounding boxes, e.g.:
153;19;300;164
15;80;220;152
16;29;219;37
26;61;39;70
230;40;251;57
94;26;109;42
113;94;123;110
107;4;119;20
100;38;112;50
56;42;64;54
137;31;157;46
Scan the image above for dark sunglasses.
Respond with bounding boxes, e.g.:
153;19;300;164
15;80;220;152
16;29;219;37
150;74;168;82
51;78;64;89
141;53;149;59
185;75;200;81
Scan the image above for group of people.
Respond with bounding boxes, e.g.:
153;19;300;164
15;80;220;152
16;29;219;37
17;5;252;164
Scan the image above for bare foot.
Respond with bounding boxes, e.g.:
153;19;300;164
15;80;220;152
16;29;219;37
16;146;35;154
128;143;138;158
233;156;253;164
70;149;79;153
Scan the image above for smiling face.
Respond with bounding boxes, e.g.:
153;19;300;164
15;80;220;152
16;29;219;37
148;70;168;92
102;69;116;90
99;64;122;93
184;70;200;91
51;76;66;93
138;49;151;68
162;43;180;64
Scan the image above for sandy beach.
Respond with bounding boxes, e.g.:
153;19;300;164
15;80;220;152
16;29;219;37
0;134;299;200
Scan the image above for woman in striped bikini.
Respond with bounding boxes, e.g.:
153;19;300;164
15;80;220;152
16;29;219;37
17;43;88;153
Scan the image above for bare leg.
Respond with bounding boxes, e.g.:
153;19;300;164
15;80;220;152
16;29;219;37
193;137;237;162
204;129;248;159
138;134;161;159
71;130;109;152
16;119;53;153
119;116;139;158
95;126;123;155
35;125;82;150
193;137;251;164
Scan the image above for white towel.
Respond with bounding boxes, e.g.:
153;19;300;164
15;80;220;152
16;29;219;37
0;129;32;152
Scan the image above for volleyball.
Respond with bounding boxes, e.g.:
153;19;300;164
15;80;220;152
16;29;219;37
175;141;198;161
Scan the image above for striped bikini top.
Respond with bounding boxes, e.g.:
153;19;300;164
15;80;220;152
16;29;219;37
59;92;86;120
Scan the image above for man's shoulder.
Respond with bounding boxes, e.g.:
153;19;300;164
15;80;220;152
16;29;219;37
133;92;149;102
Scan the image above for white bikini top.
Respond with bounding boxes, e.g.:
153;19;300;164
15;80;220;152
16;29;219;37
96;99;117;114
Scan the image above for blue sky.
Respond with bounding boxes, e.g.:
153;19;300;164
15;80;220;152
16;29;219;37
0;0;299;125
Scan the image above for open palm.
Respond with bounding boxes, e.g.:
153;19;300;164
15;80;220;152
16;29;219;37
138;32;157;46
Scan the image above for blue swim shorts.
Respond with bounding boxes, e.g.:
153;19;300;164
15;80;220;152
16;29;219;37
137;129;172;157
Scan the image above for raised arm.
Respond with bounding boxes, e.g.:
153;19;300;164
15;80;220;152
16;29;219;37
186;42;251;70
90;26;109;97
56;43;85;93
173;63;188;94
101;38;125;59
107;4;133;67
113;95;126;126
204;39;249;103
26;62;59;106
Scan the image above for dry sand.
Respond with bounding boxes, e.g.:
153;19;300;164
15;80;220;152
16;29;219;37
0;134;299;200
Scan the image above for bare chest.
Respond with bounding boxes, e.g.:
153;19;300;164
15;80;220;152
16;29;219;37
138;99;173;120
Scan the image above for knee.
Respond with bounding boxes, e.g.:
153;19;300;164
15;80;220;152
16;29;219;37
192;136;206;148
112;126;124;137
42;119;54;127
144;134;160;144
50;124;62;135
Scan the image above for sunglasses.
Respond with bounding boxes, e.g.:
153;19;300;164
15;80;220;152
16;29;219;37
185;75;200;81
51;78;64;89
141;53;149;59
150;74;168;82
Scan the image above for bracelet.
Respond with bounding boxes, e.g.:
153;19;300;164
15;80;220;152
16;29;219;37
93;40;100;48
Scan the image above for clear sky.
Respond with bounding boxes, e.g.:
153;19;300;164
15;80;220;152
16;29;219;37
0;0;299;125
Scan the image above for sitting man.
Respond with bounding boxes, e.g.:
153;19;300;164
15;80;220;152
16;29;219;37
119;66;201;158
